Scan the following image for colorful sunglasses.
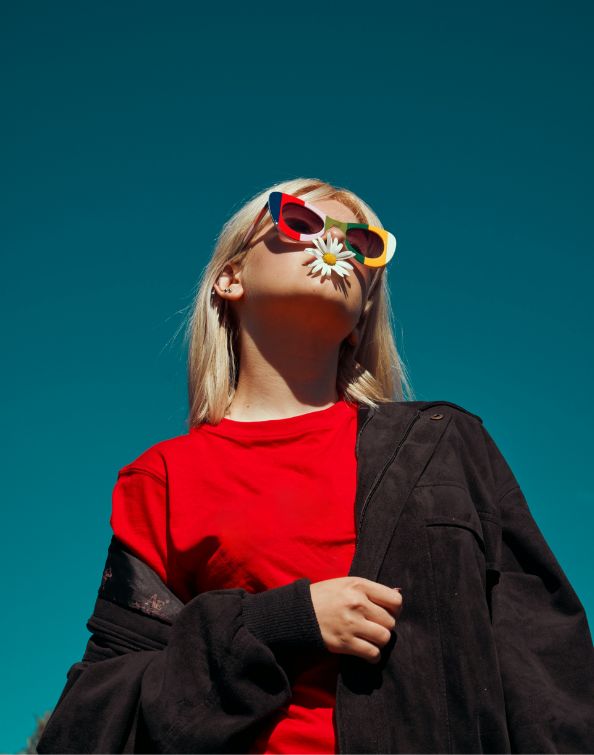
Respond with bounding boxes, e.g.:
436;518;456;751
240;191;397;268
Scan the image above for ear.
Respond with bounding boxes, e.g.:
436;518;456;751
212;263;244;301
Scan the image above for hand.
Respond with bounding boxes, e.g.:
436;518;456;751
309;576;403;664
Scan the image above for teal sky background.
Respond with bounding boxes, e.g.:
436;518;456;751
2;1;593;750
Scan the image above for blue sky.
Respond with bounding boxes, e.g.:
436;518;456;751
1;1;593;750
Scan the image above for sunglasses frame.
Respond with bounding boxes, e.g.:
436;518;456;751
240;191;396;268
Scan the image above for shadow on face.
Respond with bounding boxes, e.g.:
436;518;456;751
245;197;376;301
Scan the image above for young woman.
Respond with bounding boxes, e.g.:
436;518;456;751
37;178;594;754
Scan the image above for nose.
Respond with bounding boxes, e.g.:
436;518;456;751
326;225;347;245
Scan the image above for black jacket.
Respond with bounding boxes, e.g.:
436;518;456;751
36;400;594;754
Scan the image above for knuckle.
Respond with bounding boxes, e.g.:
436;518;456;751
342;611;360;631
345;590;365;611
348;576;368;591
348;577;368;594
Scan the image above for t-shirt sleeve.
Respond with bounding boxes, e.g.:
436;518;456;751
109;445;168;585
37;442;329;753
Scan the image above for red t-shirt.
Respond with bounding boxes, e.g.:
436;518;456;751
110;397;359;754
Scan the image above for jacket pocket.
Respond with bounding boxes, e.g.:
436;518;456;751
424;510;488;593
425;514;485;547
415;484;502;575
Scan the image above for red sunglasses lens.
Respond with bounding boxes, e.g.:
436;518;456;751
280;202;324;235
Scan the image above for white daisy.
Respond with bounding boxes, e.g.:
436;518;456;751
303;231;357;279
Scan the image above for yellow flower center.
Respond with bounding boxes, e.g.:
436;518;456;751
322;252;337;265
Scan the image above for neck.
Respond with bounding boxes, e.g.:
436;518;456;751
225;326;343;422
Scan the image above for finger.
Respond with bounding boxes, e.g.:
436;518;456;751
361;596;401;630
363;580;403;615
354;616;394;649
347;635;384;664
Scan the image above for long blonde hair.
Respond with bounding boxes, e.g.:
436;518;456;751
183;177;414;427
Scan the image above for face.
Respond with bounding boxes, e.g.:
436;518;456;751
213;198;378;344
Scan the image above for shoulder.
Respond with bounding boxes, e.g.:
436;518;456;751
117;432;195;483
375;399;483;426
407;399;483;424
380;399;487;459
376;399;518;500
371;399;489;474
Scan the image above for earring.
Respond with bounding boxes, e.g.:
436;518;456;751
211;287;232;295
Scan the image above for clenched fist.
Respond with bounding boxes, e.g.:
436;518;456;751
309;577;403;664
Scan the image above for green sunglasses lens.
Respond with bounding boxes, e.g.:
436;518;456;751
346;227;385;259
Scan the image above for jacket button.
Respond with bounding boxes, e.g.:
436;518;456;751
430;413;444;420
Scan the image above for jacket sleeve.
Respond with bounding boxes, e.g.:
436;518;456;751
481;424;594;753
36;451;327;754
36;542;326;754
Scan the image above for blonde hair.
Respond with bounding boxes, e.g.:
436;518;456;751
183;177;414;427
